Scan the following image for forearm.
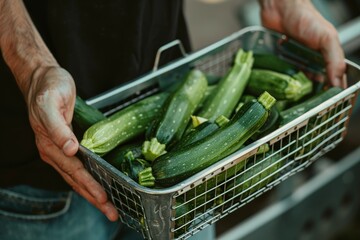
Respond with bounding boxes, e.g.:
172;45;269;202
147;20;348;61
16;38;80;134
0;0;58;96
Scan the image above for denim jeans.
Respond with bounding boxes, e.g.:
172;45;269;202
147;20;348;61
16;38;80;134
0;186;215;240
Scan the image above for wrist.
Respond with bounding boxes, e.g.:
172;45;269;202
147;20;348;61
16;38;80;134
0;0;59;96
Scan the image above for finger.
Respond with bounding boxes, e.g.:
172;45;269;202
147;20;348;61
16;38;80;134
319;31;347;88
36;137;119;221
259;1;284;33
36;135;106;202
50;161;119;221
53;162;119;221
284;5;346;88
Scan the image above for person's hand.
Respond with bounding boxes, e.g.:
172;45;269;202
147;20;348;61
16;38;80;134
26;66;119;221
259;0;346;88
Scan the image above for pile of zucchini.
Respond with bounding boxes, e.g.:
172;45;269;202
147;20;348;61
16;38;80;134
73;48;344;233
75;49;343;189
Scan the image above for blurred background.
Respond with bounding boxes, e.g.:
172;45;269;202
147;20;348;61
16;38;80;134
183;0;360;239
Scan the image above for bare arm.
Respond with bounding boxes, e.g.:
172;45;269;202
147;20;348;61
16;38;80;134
259;0;346;88
0;0;118;221
0;0;58;94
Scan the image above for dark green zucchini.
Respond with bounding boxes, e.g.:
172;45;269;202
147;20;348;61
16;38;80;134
250;105;280;140
119;151;151;184
171;115;229;151
253;53;297;75
173;199;195;237
103;142;143;170
72;95;106;133
226;152;282;200
280;87;343;126
142;91;276;187
142;69;208;161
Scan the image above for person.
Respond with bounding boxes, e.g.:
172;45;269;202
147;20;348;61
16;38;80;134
0;0;346;239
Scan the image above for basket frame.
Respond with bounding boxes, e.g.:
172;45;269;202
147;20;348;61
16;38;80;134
78;26;360;240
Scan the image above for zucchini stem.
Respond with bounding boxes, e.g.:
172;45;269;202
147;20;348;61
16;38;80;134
215;115;229;127
291;71;313;101
191;115;208;128
258;91;276;110
142;138;167;161
124;151;135;161
138;167;155;187
256;143;270;155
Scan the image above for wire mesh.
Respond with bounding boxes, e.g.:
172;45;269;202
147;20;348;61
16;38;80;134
170;88;357;240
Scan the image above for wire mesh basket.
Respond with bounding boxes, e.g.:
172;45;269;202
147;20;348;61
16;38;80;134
78;26;360;240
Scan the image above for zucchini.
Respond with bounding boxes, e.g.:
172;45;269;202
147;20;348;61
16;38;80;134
104;142;143;170
72;95;106;133
247;69;313;101
279;87;343;126
253;53;297;75
175;143;273;217
142;69;208;160
174;199;195;237
250;105;280;140
197;48;254;121
119;151;151;184
226;152;282;199
171;115;229;151
80;92;169;155
143;91;276;187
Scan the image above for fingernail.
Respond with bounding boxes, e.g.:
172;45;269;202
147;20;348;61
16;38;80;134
63;139;76;155
104;202;119;221
333;77;341;87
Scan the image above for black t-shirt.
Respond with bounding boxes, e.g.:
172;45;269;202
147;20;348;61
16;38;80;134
0;0;190;190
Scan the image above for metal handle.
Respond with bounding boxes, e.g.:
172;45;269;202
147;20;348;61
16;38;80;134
153;39;187;71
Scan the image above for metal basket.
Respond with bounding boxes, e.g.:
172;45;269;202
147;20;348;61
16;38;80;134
78;26;360;240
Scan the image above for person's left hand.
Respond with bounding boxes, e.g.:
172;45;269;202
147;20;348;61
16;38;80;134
259;0;346;88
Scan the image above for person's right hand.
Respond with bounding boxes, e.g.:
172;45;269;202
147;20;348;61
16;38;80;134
259;0;347;88
26;66;119;221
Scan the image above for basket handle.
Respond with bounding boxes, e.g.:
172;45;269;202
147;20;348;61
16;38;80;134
153;39;187;71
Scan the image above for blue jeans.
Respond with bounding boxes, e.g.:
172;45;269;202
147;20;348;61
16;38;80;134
0;186;215;240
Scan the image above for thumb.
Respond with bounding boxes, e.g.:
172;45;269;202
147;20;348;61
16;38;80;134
42;94;79;157
62;134;79;157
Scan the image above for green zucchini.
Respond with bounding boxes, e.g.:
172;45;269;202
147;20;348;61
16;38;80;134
142;91;276;187
247;69;313;101
174;199;195;237
226;152;282;199
72;95;106;133
80;92;169;155
104;142;143;170
174;143;273;217
197;48;254;121
253;53;297;75
279;87;343;126
171;115;229;151
250;106;280;140
142;69;208;161
117;151;151;184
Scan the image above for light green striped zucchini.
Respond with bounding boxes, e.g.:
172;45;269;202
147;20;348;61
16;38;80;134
80;92;169;155
197;48;254;121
